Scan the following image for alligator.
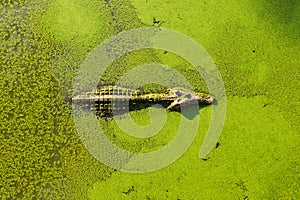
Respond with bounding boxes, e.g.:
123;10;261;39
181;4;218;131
72;85;214;117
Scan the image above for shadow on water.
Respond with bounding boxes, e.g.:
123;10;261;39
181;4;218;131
180;104;212;120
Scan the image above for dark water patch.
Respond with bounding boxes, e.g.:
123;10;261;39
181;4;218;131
254;0;300;37
258;0;299;24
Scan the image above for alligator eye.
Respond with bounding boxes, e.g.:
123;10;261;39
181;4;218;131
174;91;181;96
186;94;192;99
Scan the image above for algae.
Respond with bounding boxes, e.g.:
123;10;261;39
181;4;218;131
90;0;299;199
1;0;299;199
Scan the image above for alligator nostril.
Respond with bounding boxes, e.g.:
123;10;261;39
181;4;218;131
207;97;215;104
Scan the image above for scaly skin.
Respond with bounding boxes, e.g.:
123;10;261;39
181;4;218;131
72;86;214;117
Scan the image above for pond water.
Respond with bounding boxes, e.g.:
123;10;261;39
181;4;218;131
0;0;299;199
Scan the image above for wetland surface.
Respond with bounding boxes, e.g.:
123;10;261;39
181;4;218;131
0;0;299;199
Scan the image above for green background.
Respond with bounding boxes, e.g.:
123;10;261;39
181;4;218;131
0;0;299;199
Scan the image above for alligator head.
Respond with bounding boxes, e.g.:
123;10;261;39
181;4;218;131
166;89;214;111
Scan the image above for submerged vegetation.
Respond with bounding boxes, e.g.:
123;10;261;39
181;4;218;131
0;0;299;199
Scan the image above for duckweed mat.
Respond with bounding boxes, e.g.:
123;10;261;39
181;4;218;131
1;0;299;199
